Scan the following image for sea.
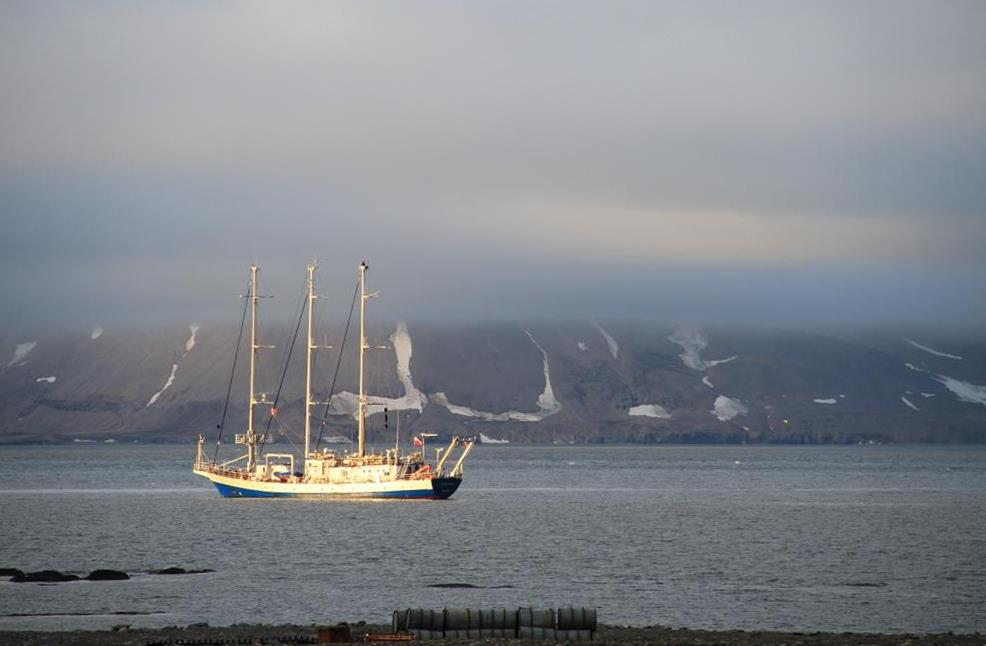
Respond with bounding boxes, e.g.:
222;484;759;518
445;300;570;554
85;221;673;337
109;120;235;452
0;444;984;633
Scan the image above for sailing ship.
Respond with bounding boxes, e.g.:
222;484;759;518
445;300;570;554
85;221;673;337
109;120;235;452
193;261;475;499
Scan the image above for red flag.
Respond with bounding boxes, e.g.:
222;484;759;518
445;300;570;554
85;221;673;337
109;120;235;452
413;436;423;447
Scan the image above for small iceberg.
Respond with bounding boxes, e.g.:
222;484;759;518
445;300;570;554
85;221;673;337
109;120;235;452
479;433;510;444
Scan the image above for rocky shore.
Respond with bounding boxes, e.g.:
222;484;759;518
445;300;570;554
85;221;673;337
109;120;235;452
0;624;981;646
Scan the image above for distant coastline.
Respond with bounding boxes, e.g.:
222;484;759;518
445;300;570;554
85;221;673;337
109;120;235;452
2;322;984;445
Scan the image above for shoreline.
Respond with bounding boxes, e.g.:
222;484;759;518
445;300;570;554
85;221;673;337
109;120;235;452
0;624;982;646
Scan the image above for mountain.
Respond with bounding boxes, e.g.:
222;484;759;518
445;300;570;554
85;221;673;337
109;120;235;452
1;322;984;444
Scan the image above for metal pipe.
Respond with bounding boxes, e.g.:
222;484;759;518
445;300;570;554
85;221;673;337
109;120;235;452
450;439;476;477
435;436;460;473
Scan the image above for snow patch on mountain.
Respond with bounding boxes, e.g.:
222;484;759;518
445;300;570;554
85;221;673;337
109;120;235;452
814;398;837;404
934;375;986;408
920;392;935;398
577;341;588;352
702;376;714;389
708;355;737;367
629;404;671;418
329;322;429;418
147;363;179;407
905;362;925;372
593;322;619;359
711;395;748;422
901;395;920;411
90;326;103;340
669;328;736;371
904;338;962;360
523;329;561;414
669;328;708;370
431;328;561;422
185;324;200;352
146;324;200;408
7;342;36;367
36;376;56;384
390;322;428;409
429;392;541;422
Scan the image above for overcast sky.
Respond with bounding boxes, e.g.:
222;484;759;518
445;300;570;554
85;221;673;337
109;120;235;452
1;1;984;330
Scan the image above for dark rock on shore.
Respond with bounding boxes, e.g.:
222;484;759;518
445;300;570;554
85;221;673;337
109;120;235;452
425;582;514;589
12;570;80;583
1;568;24;578
85;569;130;581
153;566;215;575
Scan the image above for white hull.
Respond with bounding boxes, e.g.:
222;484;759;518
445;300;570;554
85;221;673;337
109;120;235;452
193;467;459;499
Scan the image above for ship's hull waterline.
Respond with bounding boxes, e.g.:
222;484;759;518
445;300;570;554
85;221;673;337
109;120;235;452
195;469;462;499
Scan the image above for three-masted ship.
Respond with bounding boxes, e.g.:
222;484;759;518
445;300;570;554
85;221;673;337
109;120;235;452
193;261;475;499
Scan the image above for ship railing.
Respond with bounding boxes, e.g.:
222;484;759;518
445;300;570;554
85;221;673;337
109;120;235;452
194;462;251;480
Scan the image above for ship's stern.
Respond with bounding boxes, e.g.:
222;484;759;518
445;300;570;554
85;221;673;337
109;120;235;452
431;476;462;499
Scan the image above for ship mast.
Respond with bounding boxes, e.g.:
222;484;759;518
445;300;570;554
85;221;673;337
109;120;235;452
246;264;259;471
357;261;368;458
304;262;316;460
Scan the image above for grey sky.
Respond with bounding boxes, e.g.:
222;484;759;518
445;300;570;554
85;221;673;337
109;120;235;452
1;1;984;329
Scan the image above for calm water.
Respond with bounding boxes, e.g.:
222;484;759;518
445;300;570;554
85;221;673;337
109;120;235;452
0;444;984;633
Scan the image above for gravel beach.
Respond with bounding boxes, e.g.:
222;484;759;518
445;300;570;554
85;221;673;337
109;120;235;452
0;624;981;646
